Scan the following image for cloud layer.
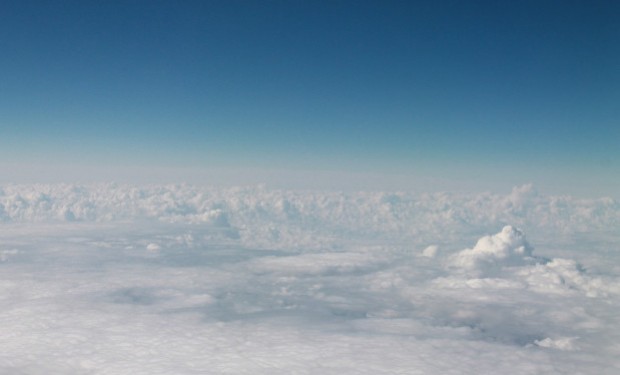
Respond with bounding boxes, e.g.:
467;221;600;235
0;184;618;373
0;183;617;247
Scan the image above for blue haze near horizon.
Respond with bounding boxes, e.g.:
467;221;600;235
1;1;618;196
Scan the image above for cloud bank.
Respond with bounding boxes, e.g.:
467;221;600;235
0;184;618;373
0;183;617;247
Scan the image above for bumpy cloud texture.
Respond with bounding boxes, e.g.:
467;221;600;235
0;184;618;374
447;225;538;276
0;183;617;245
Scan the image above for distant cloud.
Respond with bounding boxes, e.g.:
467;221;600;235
446;226;538;277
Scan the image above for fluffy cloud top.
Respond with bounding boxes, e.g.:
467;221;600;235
0;183;617;250
446;226;538;276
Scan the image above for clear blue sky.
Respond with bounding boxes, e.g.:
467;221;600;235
1;1;618;195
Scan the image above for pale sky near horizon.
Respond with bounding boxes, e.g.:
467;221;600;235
1;1;618;196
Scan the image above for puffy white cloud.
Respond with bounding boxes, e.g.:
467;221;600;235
446;226;539;277
517;258;620;297
146;243;161;251
421;245;439;258
534;336;579;351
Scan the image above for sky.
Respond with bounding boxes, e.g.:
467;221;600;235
1;0;618;196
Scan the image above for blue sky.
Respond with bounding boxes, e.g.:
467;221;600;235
1;1;618;195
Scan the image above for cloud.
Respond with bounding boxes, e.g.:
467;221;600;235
421;245;439;258
534;337;579;351
0;183;617;251
446;226;539;277
0;184;618;373
517;258;620;298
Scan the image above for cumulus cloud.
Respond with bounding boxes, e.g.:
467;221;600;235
421;245;439;258
442;226;620;298
534;336;579;351
146;243;161;251
446;226;540;277
517;258;620;297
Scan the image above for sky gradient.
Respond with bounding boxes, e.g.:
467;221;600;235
1;1;618;196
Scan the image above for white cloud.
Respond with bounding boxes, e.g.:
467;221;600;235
517;258;620;297
421;245;439;258
146;243;161;251
446;226;538;277
534;336;579;351
0;184;618;373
